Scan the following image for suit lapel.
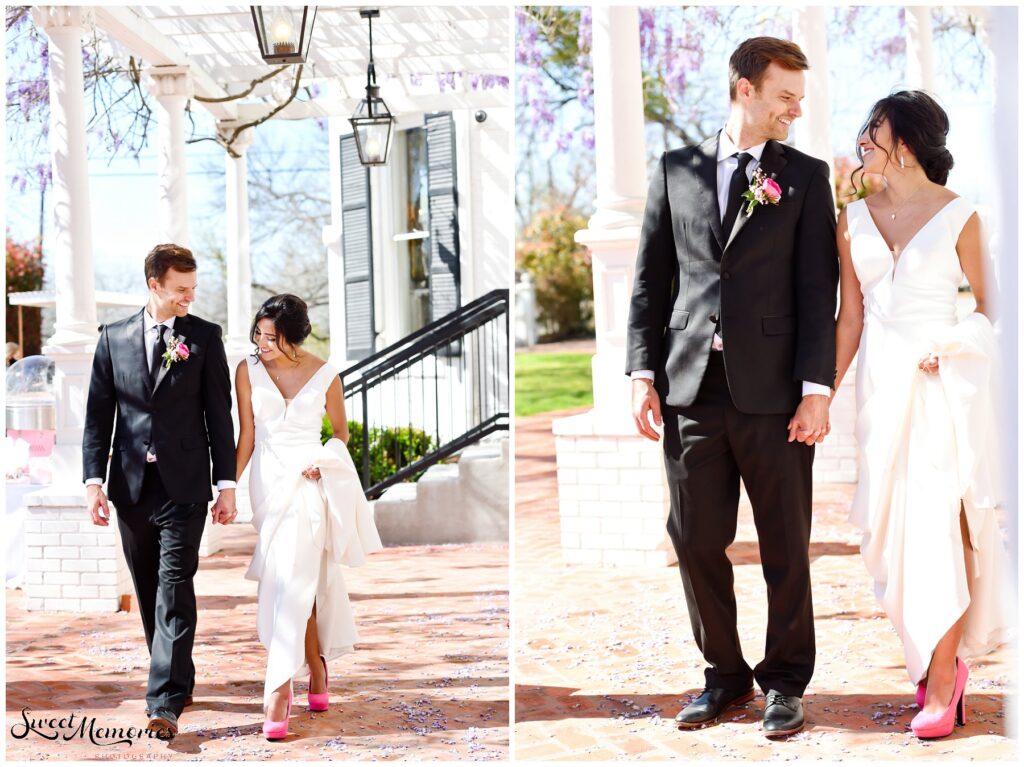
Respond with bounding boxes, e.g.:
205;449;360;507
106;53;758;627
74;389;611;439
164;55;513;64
725;139;788;252
153;314;191;396
693;134;725;252
125;309;150;390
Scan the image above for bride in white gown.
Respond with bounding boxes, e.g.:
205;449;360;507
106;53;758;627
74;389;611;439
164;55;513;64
233;294;382;740
833;91;1011;740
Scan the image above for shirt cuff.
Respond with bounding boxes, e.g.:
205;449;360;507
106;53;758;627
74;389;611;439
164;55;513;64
84;478;104;487
630;370;655;381
216;481;237;491
802;381;832;397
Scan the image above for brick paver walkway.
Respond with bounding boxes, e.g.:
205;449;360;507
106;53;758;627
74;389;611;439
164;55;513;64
6;527;508;760
514;409;1014;761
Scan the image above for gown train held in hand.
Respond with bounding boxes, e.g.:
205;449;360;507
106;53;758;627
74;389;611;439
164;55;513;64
846;196;1011;684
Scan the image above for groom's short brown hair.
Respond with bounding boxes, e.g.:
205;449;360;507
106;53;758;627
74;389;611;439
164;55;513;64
729;37;809;100
145;243;196;284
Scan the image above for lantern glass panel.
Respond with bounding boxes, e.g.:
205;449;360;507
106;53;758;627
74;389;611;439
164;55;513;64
352;118;393;165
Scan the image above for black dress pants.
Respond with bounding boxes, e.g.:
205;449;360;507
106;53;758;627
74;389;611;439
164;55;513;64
115;463;207;715
662;351;815;697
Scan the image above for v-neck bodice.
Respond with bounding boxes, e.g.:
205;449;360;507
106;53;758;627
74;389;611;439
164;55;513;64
846;196;974;328
248;357;337;449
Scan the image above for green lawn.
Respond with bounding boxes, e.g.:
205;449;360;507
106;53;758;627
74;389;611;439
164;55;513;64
515;352;594;417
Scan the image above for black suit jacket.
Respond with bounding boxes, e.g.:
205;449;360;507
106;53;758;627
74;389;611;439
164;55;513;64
82;310;236;507
626;134;839;414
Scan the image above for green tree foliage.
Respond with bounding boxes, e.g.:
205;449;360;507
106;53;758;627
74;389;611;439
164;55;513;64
516;206;593;340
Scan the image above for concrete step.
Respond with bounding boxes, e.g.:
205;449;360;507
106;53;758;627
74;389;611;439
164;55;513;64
372;435;509;546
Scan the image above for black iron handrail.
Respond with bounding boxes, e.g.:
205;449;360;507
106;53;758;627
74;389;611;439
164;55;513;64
341;289;509;499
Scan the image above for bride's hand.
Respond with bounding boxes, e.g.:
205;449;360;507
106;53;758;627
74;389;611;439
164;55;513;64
918;354;939;375
301;465;321;480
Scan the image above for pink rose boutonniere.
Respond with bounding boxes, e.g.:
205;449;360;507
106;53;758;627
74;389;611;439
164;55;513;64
741;168;783;215
161;334;190;369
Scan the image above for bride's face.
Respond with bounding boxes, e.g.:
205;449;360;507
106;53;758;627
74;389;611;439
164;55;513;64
253;318;291;362
858;117;901;175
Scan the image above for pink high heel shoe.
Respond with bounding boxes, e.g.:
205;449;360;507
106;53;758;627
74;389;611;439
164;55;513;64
916;680;926;708
911;657;968;739
308;656;329;712
262;687;293;740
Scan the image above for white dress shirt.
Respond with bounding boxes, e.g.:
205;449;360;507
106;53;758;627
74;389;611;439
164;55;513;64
631;129;831;398
85;309;236;492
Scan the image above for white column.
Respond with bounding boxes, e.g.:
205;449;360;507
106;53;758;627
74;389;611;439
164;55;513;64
218;122;255;353
905;6;936;92
976;7;1019;585
146;66;192;246
31;6;99;484
325;102;349;370
574;5;648;419
558;7;675;567
792;6;835;183
26;7;132;613
586;7;648;232
32;6;97;349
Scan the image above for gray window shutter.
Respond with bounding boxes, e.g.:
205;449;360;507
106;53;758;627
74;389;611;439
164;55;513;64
425;112;461;322
341;134;375;361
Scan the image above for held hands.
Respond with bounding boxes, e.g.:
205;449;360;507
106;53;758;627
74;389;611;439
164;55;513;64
301;465;321;481
918;353;939;375
787;394;831;446
632;379;663;442
211;488;237;525
86;485;111;527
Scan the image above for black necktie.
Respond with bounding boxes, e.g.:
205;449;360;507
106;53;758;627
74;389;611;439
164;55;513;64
149;324;165;386
722;151;753;237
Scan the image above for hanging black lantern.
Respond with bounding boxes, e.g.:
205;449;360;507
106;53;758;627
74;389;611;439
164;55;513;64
349;9;395;166
251;6;317;65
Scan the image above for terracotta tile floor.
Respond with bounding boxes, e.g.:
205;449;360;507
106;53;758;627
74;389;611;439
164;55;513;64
514;408;1016;761
6;527;508;760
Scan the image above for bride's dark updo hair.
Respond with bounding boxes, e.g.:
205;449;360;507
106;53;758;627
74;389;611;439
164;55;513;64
853;90;955;189
250;294;312;355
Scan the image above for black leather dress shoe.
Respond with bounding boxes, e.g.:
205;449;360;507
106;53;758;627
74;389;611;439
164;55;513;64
146;709;178;740
145;695;192;718
675;686;756;728
762;690;804;737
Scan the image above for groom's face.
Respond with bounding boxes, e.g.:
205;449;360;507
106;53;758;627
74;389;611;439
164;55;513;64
148;268;196;320
743;62;805;143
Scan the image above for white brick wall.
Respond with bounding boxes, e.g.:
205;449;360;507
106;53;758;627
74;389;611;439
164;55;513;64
20;486;233;612
198;512;224;557
553;411;677;567
22;490;129;614
813;360;859;484
554;371;863;568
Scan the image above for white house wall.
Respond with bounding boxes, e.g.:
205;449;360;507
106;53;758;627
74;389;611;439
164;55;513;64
327;104;512;370
457;106;512;300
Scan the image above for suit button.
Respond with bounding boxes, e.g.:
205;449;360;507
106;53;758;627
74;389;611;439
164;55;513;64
709;314;718;324
722;271;731;280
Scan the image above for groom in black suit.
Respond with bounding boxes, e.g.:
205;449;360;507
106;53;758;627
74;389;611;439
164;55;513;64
83;244;237;738
626;38;839;737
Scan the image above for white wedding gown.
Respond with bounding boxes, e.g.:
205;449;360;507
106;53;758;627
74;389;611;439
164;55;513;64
846;196;1012;684
243;357;382;706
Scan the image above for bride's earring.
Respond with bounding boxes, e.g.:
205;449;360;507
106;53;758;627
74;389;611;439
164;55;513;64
899;153;905;170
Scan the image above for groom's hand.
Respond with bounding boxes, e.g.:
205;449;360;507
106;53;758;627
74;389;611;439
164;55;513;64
86;485;111;526
212;488;237;524
632;379;663;442
788;394;830;445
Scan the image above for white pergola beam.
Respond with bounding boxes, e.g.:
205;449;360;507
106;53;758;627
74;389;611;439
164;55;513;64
93;6;239;120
